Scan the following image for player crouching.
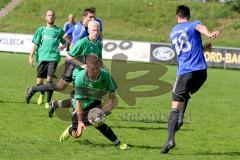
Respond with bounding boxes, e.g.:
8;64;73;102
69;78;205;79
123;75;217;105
59;55;129;150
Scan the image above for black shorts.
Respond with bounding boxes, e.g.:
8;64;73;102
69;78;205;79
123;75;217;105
61;61;75;83
172;69;207;102
71;100;101;131
37;61;58;78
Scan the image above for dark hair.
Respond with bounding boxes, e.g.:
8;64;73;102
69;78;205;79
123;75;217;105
176;5;190;19
83;8;95;16
89;7;96;12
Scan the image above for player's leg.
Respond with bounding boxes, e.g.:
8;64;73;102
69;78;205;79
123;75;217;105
37;61;47;105
161;73;191;154
177;70;207;130
36;78;45;105
26;61;74;103
60;110;85;141
94;123;129;150
26;61;47;104
49;88;74;118
176;100;188;131
48;97;73;118
176;70;207;130
44;61;58;108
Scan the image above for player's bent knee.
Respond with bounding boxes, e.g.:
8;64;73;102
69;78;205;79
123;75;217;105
56;79;68;91
172;92;189;102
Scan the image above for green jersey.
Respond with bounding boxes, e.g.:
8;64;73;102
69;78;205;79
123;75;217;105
74;68;117;110
68;37;102;79
32;26;66;63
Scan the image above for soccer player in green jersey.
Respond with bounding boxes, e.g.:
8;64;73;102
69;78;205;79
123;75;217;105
28;10;66;108
48;20;106;117
26;20;102;105
59;55;129;150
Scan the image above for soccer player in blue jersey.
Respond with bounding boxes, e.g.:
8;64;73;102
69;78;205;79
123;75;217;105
64;8;95;47
63;14;76;33
63;14;76;51
161;5;220;154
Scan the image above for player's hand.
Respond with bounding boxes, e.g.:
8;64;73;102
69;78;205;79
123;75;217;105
81;64;87;69
209;31;220;39
203;42;212;52
76;121;86;137
28;57;34;66
58;45;66;51
102;104;113;113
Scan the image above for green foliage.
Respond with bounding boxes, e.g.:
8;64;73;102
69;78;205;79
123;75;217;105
0;0;240;46
0;0;10;9
230;0;240;13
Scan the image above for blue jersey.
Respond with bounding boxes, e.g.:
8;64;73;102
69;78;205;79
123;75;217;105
170;20;207;75
63;22;76;41
63;22;76;33
95;18;103;41
95;17;103;32
66;22;89;45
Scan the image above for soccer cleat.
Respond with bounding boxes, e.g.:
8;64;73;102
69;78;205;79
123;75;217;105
59;125;71;142
48;100;58;118
26;87;35;104
117;143;129;150
161;140;175;154
37;94;44;105
45;102;50;109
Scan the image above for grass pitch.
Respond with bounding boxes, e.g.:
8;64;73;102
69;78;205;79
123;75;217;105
0;52;240;160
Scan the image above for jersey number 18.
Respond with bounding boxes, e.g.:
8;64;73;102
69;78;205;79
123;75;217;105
172;33;191;55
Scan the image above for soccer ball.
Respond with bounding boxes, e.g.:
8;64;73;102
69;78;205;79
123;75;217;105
88;108;106;127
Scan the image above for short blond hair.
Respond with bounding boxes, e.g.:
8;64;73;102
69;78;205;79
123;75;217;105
88;20;100;29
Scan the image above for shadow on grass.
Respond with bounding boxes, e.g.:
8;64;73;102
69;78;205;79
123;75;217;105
75;139;161;150
194;151;240;156
111;125;167;131
0;100;26;104
116;106;142;109
111;125;194;132
121;120;167;124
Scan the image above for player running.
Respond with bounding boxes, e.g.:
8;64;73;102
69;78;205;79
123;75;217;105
26;20;103;106
161;5;220;154
28;10;66;108
59;55;129;150
63;14;76;51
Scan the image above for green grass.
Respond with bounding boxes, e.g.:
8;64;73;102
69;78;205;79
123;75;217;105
0;0;10;9
0;0;240;47
0;52;240;159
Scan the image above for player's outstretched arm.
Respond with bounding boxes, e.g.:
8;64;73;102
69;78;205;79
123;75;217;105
66;54;87;69
76;100;86;137
102;92;116;112
29;43;37;66
58;44;67;51
196;24;220;39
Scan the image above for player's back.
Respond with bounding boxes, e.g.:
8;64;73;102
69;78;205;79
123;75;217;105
170;21;207;75
67;22;88;45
